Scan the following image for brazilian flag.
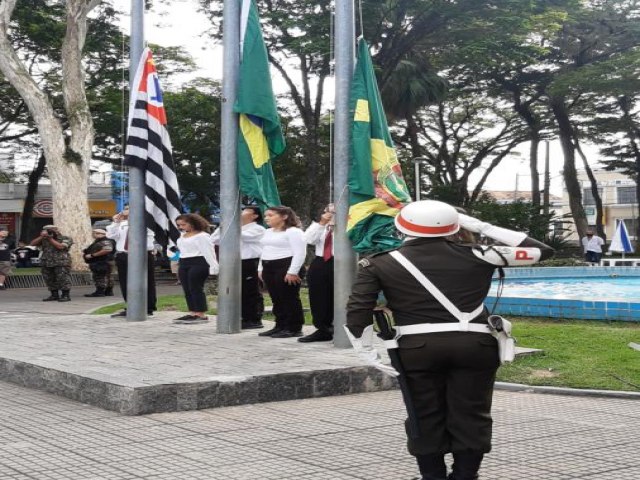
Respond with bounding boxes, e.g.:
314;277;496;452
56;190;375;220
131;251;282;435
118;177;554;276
348;38;411;253
234;0;285;208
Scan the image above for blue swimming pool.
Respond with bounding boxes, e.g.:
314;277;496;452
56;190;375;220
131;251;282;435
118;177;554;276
489;277;640;301
486;267;640;322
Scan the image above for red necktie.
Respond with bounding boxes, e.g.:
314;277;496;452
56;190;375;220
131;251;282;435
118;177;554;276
323;227;333;261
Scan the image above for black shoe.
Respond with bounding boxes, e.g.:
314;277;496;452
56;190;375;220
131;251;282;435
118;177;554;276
271;330;304;338
174;315;208;324
258;327;283;337
111;310;127;317
104;288;114;296
84;291;106;297
298;330;333;343
242;322;264;329
43;291;59;301
0;285;6;290
147;311;154;316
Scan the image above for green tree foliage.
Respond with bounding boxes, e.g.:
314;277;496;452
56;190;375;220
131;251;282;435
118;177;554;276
163;79;222;217
470;198;556;243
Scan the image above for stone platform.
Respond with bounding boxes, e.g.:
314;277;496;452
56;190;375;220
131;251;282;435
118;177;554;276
0;311;397;415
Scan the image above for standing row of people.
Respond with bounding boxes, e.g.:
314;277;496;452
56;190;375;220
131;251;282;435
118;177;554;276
210;204;335;342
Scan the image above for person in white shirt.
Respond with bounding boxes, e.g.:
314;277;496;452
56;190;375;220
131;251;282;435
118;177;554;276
106;205;158;317
258;206;307;338
173;214;219;323
299;204;335;343
211;206;266;329
582;229;605;265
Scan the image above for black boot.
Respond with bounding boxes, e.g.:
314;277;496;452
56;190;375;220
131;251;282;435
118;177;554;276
104;287;114;296
84;288;106;297
43;290;59;301
58;290;71;302
449;452;483;480
416;454;447;480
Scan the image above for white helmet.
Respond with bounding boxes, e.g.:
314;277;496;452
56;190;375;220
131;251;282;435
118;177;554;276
394;200;460;238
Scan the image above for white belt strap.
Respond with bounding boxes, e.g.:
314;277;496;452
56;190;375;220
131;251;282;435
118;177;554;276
396;323;491;335
389;250;485;331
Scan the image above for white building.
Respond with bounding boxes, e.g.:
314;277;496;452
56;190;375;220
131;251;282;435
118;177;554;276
561;169;638;241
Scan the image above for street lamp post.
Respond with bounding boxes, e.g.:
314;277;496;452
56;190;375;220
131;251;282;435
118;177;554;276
412;156;428;201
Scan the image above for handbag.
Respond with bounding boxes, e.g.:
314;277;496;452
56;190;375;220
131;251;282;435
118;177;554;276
487;267;516;364
487;315;515;364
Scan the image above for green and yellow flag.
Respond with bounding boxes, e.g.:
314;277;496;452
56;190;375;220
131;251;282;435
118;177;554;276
348;39;411;253
234;0;285;208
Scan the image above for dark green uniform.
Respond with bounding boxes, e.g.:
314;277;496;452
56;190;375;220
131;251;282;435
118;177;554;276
40;235;73;291
347;236;554;479
83;238;115;289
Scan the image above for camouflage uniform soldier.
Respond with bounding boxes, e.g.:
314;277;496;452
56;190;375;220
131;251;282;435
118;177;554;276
30;225;74;302
82;228;116;297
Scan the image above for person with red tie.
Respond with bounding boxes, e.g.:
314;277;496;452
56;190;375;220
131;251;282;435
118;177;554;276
299;204;335;343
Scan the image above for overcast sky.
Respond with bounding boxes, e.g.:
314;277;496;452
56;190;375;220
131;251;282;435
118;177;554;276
109;0;605;196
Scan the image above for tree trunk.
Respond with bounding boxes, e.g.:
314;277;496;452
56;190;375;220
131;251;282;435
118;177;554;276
529;137;541;209
0;0;97;269
19;152;46;242
574;138;606;242
550;96;588;240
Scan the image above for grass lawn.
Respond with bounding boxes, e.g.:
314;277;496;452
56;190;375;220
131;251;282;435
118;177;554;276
92;289;314;322
10;267;42;276
93;295;640;392
497;317;640;392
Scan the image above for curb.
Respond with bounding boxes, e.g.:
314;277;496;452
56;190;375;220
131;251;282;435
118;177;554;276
496;381;640;400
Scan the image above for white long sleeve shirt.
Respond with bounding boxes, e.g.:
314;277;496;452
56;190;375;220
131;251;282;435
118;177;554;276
303;222;334;257
106;221;155;252
259;227;306;275
582;235;605;253
177;232;219;275
210;222;265;259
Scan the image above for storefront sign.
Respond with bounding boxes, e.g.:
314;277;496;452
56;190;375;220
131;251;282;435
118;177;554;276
33;199;54;217
0;212;16;233
32;199;116;218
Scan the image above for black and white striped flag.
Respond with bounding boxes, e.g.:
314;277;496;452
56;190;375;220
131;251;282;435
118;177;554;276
124;48;181;248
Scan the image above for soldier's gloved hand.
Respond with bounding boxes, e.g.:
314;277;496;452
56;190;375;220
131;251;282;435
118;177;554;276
344;325;399;377
458;213;527;247
457;213;491;234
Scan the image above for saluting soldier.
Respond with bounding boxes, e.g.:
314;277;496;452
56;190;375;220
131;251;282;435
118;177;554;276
30;225;74;302
82;228;116;297
346;200;554;480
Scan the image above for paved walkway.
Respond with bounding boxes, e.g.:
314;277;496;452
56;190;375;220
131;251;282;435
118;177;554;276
1;380;640;480
0;283;182;315
2;286;640;478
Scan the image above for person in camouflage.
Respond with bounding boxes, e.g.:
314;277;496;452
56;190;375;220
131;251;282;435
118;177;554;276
30;225;74;302
82;228;115;297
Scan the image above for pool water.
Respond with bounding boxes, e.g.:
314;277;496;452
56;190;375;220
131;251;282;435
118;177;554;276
490;277;640;301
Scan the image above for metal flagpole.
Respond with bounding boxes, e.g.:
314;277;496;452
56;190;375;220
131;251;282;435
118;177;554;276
126;0;147;321
218;0;242;333
332;0;356;348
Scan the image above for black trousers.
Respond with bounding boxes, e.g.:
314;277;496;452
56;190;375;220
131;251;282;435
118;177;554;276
115;252;157;312
307;256;334;333
261;257;305;332
242;258;263;323
178;256;209;313
398;331;500;456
